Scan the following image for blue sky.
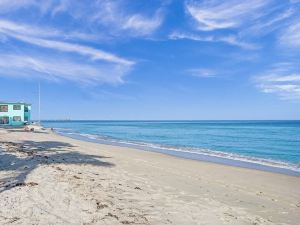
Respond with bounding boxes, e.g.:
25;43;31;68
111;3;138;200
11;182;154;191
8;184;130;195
0;0;300;120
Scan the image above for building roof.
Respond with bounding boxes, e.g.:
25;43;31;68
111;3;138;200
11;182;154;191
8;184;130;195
0;102;31;105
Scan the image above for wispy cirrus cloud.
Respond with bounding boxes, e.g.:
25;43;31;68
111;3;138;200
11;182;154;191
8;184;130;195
245;8;295;36
0;20;134;62
11;34;134;65
0;19;134;84
0;0;169;86
180;0;298;49
187;68;216;78
0;0;166;38
121;13;163;36
0;54;131;85
279;20;300;48
255;63;300;100
0;0;299;98
0;19;98;41
169;31;258;49
185;0;270;31
92;0;165;37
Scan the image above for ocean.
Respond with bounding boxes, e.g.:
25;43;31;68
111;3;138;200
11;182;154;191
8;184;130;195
42;120;300;176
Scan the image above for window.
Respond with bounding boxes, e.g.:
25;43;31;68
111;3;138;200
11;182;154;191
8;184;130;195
13;105;21;110
24;106;29;112
0;116;9;124
24;116;28;122
0;105;8;112
13;116;21;121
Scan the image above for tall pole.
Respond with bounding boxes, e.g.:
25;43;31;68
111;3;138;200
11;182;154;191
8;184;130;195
38;81;41;125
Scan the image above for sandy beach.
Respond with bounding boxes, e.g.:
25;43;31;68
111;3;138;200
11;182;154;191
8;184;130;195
0;127;299;225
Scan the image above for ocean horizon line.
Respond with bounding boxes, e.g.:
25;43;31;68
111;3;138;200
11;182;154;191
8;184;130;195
39;119;300;122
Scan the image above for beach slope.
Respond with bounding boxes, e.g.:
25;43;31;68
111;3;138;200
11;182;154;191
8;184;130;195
0;128;299;225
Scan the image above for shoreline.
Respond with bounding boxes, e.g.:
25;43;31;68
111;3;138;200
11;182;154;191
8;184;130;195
1;127;300;224
56;130;300;177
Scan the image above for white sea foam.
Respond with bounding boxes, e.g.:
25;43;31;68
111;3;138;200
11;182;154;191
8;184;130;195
58;130;300;174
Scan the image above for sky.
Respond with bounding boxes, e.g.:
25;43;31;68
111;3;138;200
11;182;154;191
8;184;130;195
0;0;300;120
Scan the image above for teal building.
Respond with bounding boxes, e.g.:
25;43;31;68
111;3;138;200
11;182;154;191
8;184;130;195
0;102;31;126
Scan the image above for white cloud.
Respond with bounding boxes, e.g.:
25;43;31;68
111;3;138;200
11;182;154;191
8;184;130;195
93;1;164;37
169;31;213;41
51;0;71;16
255;65;300;100
0;20;134;66
279;20;300;47
187;68;216;78
169;31;258;49
266;74;300;82
0;19;134;85
183;0;297;49
0;54;131;85
122;13;163;36
0;19;98;41
0;0;164;38
245;8;295;36
185;0;270;31
0;19;61;38
13;34;133;65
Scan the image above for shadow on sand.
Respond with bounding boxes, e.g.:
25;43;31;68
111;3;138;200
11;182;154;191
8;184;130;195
0;139;114;193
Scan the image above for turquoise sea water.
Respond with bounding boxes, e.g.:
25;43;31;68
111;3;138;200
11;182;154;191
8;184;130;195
42;121;300;175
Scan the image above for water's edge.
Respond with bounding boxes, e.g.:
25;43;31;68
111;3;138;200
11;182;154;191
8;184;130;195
55;130;300;177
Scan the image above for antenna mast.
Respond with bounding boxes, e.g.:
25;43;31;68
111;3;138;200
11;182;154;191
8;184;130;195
38;81;41;125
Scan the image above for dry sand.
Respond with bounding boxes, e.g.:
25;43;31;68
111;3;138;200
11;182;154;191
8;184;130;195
0;128;299;225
